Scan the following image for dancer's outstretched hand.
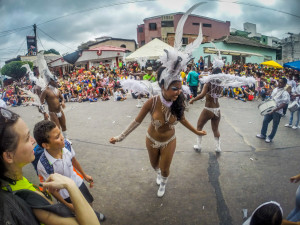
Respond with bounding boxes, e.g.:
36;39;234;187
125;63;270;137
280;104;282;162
197;130;207;136
290;174;300;183
109;137;117;144
189;99;195;104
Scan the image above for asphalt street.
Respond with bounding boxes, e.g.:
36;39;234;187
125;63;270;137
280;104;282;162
11;95;300;225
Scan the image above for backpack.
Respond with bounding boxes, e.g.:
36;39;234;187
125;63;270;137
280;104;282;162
32;139;72;175
0;189;40;225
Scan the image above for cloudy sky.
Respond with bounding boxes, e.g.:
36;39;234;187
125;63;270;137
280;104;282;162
0;0;299;67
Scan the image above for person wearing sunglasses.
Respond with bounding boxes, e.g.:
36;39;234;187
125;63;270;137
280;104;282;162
0;107;100;225
110;66;206;198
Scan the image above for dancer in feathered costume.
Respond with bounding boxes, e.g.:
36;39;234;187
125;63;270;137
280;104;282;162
37;53;70;140
189;44;255;153
110;3;207;197
21;52;70;140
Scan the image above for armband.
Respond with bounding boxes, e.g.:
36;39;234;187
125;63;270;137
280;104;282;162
39;105;46;114
114;120;140;142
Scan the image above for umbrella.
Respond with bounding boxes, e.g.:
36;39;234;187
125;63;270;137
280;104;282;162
283;60;300;71
260;60;283;69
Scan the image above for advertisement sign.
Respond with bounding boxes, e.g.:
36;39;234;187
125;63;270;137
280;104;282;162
26;36;37;56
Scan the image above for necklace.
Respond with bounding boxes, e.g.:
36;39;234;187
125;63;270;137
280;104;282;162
159;92;173;108
49;85;59;96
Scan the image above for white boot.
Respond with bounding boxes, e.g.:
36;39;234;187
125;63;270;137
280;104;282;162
136;99;142;108
157;176;168;197
215;137;221;153
155;168;161;185
193;136;202;152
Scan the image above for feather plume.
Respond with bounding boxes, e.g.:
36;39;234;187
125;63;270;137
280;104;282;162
36;52;55;86
182;85;191;95
158;2;206;89
136;57;148;69
174;2;206;50
20;88;41;106
184;23;203;54
21;64;46;89
120;79;153;95
210;42;224;68
200;74;256;88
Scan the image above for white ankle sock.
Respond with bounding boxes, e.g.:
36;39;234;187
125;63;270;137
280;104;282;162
194;136;202;151
155;168;161;185
157;176;168;197
215;137;221;152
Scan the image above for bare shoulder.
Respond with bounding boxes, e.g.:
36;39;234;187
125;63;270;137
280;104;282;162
143;97;155;110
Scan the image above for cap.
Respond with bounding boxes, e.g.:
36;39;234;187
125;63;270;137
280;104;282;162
147;67;153;71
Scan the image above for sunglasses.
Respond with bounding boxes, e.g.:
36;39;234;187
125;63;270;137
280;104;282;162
0;107;19;144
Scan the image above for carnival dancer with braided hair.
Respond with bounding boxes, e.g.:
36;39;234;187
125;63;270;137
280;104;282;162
110;2;207;198
189;47;255;153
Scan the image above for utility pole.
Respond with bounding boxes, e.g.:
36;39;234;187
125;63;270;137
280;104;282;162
287;32;294;61
33;24;38;53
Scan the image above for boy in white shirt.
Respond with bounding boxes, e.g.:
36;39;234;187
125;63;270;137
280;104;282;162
33;120;105;221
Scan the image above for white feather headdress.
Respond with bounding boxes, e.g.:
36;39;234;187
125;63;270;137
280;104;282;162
36;52;56;84
21;64;46;89
158;2;206;89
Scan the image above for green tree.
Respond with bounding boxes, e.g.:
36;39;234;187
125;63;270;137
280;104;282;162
44;48;60;55
77;40;95;50
1;61;33;80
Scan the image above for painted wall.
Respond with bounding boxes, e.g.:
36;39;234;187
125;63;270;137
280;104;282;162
138;14;230;47
192;42;277;64
89;40;136;52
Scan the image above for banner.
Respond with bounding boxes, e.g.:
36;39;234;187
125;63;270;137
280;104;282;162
26;36;37;56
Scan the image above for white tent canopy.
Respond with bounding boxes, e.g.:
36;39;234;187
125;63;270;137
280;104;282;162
126;38;174;62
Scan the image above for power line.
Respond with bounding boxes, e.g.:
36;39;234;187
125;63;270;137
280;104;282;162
37;33;45;50
1;0;299;40
15;34;28;56
37;0;156;26
37;28;76;51
208;0;300;19
0;26;32;38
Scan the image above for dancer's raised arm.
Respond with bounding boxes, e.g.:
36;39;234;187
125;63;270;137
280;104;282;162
110;97;153;144
189;83;209;104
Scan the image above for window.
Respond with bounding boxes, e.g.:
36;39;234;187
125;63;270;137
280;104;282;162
149;23;157;30
161;21;174;27
264;56;272;61
182;37;188;45
192;22;200;26
138;27;143;32
203;23;212;28
120;44;126;48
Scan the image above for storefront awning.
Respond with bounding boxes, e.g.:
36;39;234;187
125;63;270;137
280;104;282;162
203;47;263;57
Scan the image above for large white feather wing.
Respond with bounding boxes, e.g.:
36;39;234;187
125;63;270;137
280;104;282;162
174;2;206;50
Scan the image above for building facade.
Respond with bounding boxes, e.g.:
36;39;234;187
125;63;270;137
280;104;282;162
281;33;300;63
193;35;278;66
137;13;230;47
88;37;137;52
